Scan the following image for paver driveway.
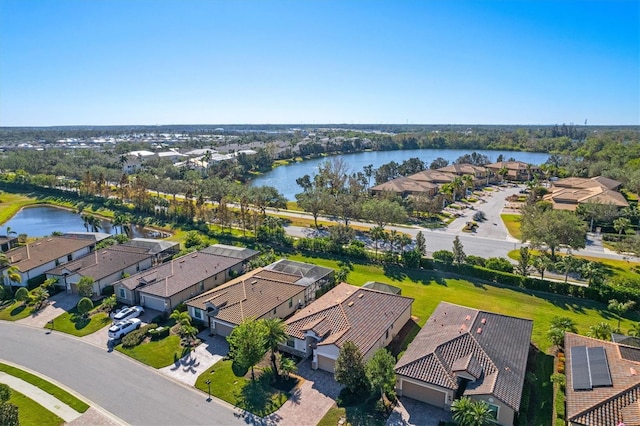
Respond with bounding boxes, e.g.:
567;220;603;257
386;397;452;426
267;359;342;426
17;291;79;328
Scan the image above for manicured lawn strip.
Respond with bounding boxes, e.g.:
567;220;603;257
286;253;638;352
0;191;39;224
0;301;36;321
52;308;111;337
317;401;386;426
0;362;89;413
116;335;186;368
554;383;566;426
194;359;288;416
517;350;554;425
501;213;522;239
8;388;65;426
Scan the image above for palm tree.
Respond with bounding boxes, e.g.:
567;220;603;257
587;322;613;341
31;287;49;310
370;226;385;259
628;323;640;337
608;299;636;332
170;309;192;326
557;255;580;284
532;255;552;281
451;397;494;426
547;316;578;349
279;356;297;380
263;318;287;379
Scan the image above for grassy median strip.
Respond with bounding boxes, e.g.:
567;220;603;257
51;309;111;337
500;213;522;239
0;362;90;413
8;388;65;426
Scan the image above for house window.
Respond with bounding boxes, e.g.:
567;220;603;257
273;308;277;315
385;329;389;340
286;338;295;348
136;265;140;272
67;254;72;261
119;288;125;298
199;281;204;291
486;403;499;420
288;298;293;308
194;309;202;319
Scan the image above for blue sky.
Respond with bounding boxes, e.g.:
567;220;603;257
1;0;638;126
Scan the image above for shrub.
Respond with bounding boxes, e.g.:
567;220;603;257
122;323;158;347
101;285;114;296
433;250;454;264
485;257;515;273
466;255;486;267
14;287;29;304
473;211;487;222
77;297;93;316
148;326;170;340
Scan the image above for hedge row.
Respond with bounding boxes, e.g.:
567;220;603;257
422;259;640;307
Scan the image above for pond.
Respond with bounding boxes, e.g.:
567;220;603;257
2;206;151;239
250;148;551;200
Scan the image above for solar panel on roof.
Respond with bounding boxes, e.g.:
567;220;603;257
587;347;612;387
571;346;592;391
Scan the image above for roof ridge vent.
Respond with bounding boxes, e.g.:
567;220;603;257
476;328;482;334
348;301;354;307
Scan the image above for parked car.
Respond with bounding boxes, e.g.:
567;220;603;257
113;305;144;321
108;318;142;339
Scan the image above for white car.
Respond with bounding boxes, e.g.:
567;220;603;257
108;318;142;339
113;305;144;322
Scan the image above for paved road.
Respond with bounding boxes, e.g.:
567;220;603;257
0;322;248;426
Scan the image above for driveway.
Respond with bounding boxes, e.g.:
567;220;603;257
82;306;164;348
159;331;229;386
17;291;79;328
266;359;342;426
386;397;452;426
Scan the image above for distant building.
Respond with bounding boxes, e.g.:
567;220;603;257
543;176;629;211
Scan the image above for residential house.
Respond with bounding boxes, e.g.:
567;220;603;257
485;161;540;182
542;176;629;211
1;235;97;287
113;250;242;312
565;332;640;426
281;282;413;373
185;267;308;337
370;177;438;198
437;163;494;187
45;245;153;296
407;169;457;187
394;302;533;426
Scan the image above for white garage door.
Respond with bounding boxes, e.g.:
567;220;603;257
140;294;165;312
317;355;335;373
402;380;447;408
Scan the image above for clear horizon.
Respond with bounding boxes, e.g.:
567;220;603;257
1;0;638;127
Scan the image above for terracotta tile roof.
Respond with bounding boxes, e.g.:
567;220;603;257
5;236;95;272
118;251;240;297
407;170;456;184
395;302;532;412
185;267;306;326
46;245;151;281
485;161;536;171
566;333;640;426
371;176;437;194
285;283;413;356
438;163;487;176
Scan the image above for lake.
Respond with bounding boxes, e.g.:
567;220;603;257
2;206;149;238
250;148;551;200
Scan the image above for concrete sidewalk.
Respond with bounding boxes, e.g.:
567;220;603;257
0;371;82;422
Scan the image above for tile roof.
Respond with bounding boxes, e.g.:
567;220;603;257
118;251;240;297
46;245;151;281
199;244;259;261
185;267;307;326
407;170;456;184
437;163;488;175
5;236;95;272
371;176;437;194
285;283;414;356
395;302;532;412
485;161;535;171
566;332;640;426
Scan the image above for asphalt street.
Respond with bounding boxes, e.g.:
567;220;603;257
0;322;248;426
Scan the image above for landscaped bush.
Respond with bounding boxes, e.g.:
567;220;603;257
465;255;486;267
101;285;114;296
485;257;515;273
148;326;170;340
473;211;487;222
121;323;158;348
433;250;454;264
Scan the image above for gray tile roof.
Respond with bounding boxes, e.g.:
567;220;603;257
5;236;95;272
199;244;259;261
286;283;414;356
118;251;240;297
395;302;532;412
46;245;151;281
121;238;180;255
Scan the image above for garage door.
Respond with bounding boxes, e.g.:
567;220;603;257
317;355;335;373
140;294;165;312
213;322;235;337
402;380;447;408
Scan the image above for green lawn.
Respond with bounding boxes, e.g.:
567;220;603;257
194;359;288;417
52;308;111;337
501;213;522;239
0;362;89;413
286;253;639;352
517;349;554;425
318;402;387;426
116;335;187;368
8;388;64;426
0;301;36;321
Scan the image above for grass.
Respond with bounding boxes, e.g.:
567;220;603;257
0;300;36;321
194;359;288;416
0;362;90;413
286;253;639;352
52;307;111;337
517;349;554;425
0;191;39;224
318;401;387;426
8;388;65;426
115;335;187;368
501;213;522;239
